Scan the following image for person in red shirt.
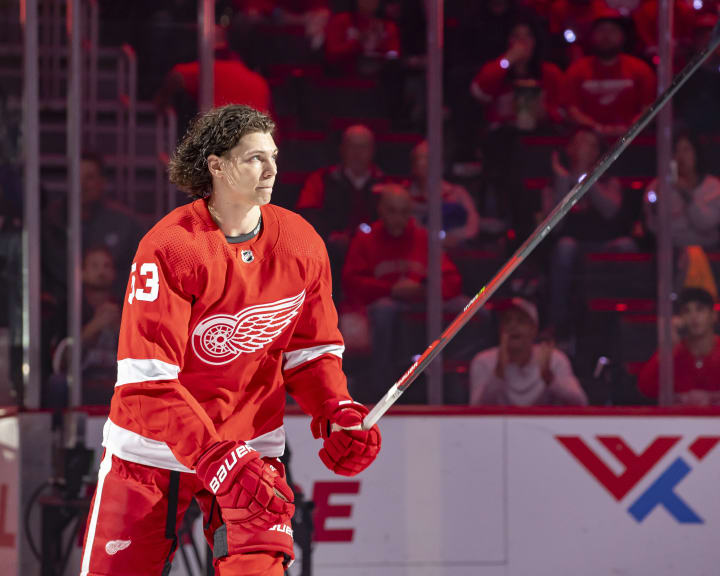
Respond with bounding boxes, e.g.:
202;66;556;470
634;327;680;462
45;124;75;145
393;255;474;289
471;18;565;131
632;0;696;61
324;0;401;74
79;105;381;576
638;287;720;405
564;10;656;137
155;26;271;119
230;0;331;51
296;125;384;243
342;185;463;400
296;124;385;299
343;185;462;306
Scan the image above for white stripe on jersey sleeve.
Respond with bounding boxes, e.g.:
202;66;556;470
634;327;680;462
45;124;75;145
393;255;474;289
115;358;180;386
282;344;345;371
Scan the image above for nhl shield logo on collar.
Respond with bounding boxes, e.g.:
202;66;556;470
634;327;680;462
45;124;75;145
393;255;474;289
241;250;254;263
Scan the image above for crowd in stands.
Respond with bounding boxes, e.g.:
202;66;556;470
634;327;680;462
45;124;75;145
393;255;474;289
21;0;720;409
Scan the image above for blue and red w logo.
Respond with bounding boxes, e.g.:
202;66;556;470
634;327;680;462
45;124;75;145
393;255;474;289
557;435;720;524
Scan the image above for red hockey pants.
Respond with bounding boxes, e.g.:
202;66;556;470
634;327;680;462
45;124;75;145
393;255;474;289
79;450;293;575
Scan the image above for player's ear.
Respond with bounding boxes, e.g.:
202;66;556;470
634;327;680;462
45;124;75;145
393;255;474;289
207;154;223;179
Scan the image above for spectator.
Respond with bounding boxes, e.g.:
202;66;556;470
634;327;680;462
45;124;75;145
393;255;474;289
296;125;385;293
406;141;485;247
643;130;720;249
155;25;271;120
229;0;331;51
545;127;635;340
447;0;532;70
638;287;720;406
469;298;588;406
385;0;426;59
446;0;540;162
324;0;404;122
564;9;655;137
276;0;331;50
471;18;565;131
632;0;696;61
297;125;383;241
342;186;463;399
80;246;122;405
42;152;144;300
324;0;401;75
343;185;462;305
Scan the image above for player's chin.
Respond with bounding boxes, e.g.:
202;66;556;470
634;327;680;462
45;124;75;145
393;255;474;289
255;188;273;205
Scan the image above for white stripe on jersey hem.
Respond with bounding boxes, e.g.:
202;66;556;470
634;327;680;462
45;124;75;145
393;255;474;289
103;419;287;472
80;446;113;576
246;426;287;458
115;358;180;387
103;420;193;473
283;344;344;371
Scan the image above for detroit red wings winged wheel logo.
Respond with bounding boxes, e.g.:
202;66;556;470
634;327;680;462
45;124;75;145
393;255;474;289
191;291;305;365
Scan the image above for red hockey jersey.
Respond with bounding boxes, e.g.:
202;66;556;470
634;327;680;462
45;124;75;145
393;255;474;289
104;200;350;472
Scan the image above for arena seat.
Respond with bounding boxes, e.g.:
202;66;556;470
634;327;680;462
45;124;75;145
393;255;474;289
275;131;331;172
305;76;387;120
583;253;656;300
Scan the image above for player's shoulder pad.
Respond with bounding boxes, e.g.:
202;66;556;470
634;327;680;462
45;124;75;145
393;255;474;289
135;203;212;275
270;204;326;259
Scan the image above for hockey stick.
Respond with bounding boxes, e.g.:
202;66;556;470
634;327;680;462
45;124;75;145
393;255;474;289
362;20;720;430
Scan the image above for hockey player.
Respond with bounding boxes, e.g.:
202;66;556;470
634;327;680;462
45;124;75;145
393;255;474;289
79;105;382;575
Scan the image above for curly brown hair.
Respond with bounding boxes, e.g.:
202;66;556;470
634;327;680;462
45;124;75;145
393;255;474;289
168;105;276;199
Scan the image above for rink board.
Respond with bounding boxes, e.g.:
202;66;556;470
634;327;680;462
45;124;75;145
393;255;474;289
0;415;18;575
3;410;720;575
280;412;720;576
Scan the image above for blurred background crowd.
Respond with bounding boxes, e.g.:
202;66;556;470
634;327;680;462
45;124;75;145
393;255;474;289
2;0;720;411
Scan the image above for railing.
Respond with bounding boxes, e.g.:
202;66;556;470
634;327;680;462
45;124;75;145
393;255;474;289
116;43;137;206
0;0;172;218
155;106;178;219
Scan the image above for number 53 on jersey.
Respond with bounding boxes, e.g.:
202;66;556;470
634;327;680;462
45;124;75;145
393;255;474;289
128;262;160;303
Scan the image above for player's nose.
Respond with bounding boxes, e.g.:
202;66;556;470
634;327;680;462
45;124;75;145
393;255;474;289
264;159;277;177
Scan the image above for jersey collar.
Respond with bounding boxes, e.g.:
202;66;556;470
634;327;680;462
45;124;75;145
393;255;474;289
192;199;280;263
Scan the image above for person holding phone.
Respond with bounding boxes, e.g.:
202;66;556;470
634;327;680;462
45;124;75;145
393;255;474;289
638;287;720;406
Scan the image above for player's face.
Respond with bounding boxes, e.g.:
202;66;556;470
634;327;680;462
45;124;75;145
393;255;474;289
82;250;116;290
220;132;278;206
680;302;716;340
